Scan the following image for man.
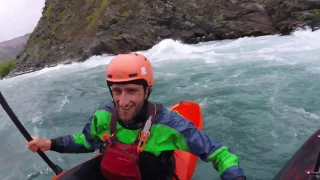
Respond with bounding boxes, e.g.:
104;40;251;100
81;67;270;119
27;52;246;180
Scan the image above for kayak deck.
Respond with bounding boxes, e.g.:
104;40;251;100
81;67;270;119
273;129;320;180
52;100;203;180
52;154;104;180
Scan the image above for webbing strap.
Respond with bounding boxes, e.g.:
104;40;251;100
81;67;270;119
110;107;118;135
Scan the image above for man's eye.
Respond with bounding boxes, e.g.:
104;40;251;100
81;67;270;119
128;89;136;94
113;89;121;94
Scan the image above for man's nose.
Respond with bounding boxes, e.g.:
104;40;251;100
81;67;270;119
118;92;129;106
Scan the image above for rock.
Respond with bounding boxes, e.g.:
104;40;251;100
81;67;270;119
180;30;194;39
192;27;206;36
242;3;266;13
241;12;270;24
88;41;108;55
306;0;320;9
6;0;320;78
292;10;320;21
158;29;172;38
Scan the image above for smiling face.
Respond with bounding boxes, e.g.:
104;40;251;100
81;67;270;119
111;83;149;122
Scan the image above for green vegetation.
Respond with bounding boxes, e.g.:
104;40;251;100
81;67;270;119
16;49;25;59
314;9;320;16
52;21;66;35
116;0;136;21
28;38;49;48
0;59;16;78
121;11;130;21
60;10;68;18
44;2;53;18
86;0;109;31
113;30;119;37
52;10;70;35
215;14;223;23
40;50;48;60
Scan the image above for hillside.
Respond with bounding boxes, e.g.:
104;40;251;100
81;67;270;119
0;33;30;62
7;0;320;77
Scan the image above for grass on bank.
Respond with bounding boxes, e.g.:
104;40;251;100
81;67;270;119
0;59;16;78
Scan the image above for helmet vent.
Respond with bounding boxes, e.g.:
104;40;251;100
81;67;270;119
129;73;138;77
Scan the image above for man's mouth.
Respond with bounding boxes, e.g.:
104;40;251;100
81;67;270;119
121;106;133;111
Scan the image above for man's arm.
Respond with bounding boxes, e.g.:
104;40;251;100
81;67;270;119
50;115;101;153
162;107;246;180
50;102;113;153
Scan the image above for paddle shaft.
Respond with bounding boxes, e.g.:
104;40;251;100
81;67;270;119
0;92;63;175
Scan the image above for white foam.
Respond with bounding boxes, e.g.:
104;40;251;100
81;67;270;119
30;111;43;124
5;54;113;79
1;28;319;85
230;69;246;78
142;39;201;62
56;95;70;112
294;107;320;120
306;66;320;74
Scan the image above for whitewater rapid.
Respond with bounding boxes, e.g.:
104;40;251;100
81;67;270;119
0;28;319;180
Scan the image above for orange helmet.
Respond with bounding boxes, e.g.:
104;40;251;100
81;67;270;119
106;52;153;87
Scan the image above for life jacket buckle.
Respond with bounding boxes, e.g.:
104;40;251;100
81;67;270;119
137;131;150;152
137;115;152;153
102;133;115;146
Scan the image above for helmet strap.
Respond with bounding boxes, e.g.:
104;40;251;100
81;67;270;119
145;86;152;101
107;85;116;106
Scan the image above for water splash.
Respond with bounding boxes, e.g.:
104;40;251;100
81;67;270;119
56;95;70;112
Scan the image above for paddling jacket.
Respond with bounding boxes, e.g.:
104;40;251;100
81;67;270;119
50;101;246;180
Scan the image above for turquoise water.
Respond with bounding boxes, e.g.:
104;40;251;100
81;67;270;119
0;29;320;180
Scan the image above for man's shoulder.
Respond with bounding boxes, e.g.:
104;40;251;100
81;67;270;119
153;102;190;126
96;101;113;112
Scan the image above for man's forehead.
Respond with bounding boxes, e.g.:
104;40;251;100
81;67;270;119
111;83;142;89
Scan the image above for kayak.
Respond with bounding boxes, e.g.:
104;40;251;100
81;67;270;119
52;100;203;180
273;128;320;180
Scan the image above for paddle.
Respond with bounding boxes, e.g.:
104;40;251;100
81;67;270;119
0;91;63;175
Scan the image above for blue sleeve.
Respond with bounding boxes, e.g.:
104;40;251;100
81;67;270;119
156;107;246;180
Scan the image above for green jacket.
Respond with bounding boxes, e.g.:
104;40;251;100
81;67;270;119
50;102;246;180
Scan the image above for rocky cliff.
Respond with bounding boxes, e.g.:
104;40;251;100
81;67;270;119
7;0;320;77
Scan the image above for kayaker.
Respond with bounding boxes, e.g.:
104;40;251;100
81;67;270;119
26;52;246;180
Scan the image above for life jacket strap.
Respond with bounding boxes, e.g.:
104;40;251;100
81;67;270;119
104;101;161;152
137;102;156;152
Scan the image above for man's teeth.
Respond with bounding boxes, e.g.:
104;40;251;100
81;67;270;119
121;106;132;110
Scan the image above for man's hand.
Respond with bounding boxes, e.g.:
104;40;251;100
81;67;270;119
26;136;51;152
